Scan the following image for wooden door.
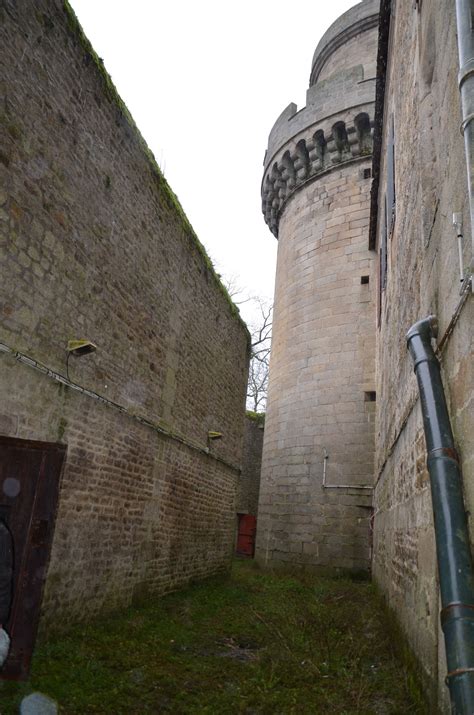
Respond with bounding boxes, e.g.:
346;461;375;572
236;514;257;557
0;436;66;680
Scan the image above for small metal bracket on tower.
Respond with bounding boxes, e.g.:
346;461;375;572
452;213;472;294
322;448;329;487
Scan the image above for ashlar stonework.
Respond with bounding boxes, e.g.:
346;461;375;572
257;0;379;573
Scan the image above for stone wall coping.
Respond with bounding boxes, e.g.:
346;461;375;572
63;1;249;339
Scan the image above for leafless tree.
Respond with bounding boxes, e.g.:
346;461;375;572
221;273;256;307
220;274;272;412
246;300;272;412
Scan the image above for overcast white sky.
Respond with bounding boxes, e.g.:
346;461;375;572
70;0;359;326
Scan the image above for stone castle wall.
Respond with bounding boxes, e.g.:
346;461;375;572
257;160;376;570
0;0;249;628
372;0;473;710
316;32;377;83
236;416;264;517
256;1;379;572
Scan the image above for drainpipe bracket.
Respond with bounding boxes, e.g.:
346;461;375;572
440;601;474;627
428;447;460;465
411;354;438;371
460;112;474;135
445;667;474;686
458;59;474;91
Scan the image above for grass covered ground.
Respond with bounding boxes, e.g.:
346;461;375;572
0;560;427;714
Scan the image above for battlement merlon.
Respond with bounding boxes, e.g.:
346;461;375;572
261;0;380;238
261;101;375;238
264;66;375;173
264;1;379;171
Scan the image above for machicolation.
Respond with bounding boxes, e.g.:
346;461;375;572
262;112;374;237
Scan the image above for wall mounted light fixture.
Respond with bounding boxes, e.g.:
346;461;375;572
67;340;97;357
207;431;223;440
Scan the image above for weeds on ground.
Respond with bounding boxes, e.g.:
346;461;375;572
0;561;427;713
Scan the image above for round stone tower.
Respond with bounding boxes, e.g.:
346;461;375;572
256;0;380;572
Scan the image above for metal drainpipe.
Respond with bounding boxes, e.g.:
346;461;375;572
455;0;474;288
406;315;474;713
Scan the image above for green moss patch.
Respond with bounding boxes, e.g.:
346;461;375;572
246;410;265;426
0;560;427;713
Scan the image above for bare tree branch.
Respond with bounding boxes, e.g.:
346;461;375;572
246;300;272;412
219;274;273;412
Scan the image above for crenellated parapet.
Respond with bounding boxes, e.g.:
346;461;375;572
262;109;374;237
261;1;379;239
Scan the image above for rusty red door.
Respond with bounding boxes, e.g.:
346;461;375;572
236;514;257;557
0;436;66;680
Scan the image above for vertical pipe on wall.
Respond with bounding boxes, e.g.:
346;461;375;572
407;315;474;714
455;0;474;288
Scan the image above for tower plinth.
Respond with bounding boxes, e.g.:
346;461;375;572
257;0;379;573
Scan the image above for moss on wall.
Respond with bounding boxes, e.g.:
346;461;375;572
245;410;265;426
61;0;250;342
